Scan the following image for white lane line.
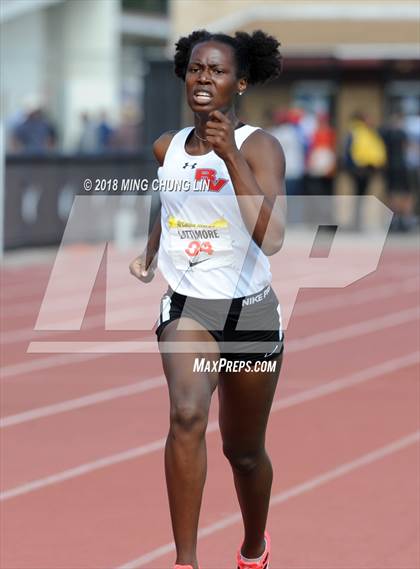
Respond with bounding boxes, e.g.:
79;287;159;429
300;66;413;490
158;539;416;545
286;306;419;352
1;267;417;374
117;431;420;568
11;274;415;344
1;352;112;379
1;258;133;301
2;306;419;426
0;302;418;428
2;299;157;345
5;263;418;322
5;281;151;319
5;325;420;428
271;351;419;410
0;375;166;428
12;277;415;351
0;437;169;502
2;269;418;343
2;311;133;345
1;351;417;501
25;305;420;354
291;275;419;316
3;259;417;305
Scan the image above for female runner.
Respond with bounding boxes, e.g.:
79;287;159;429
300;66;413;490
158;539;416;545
130;29;285;569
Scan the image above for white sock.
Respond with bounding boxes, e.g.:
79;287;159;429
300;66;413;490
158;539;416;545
240;538;266;563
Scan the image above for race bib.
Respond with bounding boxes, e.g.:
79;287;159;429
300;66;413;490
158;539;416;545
168;216;234;271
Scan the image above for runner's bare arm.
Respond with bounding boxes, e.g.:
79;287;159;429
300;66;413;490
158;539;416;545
153;130;178;166
226;130;286;255
129;131;177;281
145;131;179;259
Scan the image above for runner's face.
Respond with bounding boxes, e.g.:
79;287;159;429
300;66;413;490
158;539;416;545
185;41;245;113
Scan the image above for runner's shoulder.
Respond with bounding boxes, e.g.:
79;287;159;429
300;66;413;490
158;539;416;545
153;130;178;166
242;128;284;155
241;128;285;170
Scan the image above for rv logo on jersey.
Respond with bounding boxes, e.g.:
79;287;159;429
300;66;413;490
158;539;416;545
194;168;228;192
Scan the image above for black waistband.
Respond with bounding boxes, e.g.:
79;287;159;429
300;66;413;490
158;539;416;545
167;285;272;308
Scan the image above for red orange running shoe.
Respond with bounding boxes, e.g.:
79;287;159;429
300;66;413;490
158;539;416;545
236;531;271;569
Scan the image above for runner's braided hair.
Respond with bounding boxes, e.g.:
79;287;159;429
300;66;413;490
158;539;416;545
174;30;283;84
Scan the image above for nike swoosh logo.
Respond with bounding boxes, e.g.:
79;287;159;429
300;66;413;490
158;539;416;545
264;344;279;358
189;258;210;267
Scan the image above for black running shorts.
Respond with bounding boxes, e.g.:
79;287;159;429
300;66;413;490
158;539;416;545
155;285;284;362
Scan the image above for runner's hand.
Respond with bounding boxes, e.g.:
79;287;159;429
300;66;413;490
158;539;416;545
205;110;238;161
129;253;157;283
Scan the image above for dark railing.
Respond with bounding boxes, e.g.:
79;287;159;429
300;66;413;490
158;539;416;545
4;58;183;250
4;151;159;249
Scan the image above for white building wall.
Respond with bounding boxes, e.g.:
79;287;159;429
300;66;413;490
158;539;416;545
1;0;120;151
46;0;120;150
1;10;49;122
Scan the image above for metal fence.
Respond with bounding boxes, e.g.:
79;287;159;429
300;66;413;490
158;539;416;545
3;58;183;250
4;152;160;249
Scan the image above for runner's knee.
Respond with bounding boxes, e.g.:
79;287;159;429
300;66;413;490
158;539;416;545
223;445;266;473
170;402;209;436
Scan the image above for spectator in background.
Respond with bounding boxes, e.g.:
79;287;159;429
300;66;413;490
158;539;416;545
96;110;114;151
380;111;415;232
6;108;26;152
404;112;420;229
113;103;142;152
305;112;336;225
77;111;98;154
298;108;318;158
269;108;306;224
344;112;387;230
11;96;57;153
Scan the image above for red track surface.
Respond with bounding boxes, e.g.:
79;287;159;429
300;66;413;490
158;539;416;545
1;236;419;569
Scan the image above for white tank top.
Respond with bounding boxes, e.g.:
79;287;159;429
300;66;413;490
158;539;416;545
157;125;272;299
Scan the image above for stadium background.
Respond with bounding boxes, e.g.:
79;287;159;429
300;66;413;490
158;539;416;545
1;0;419;249
1;2;419;569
